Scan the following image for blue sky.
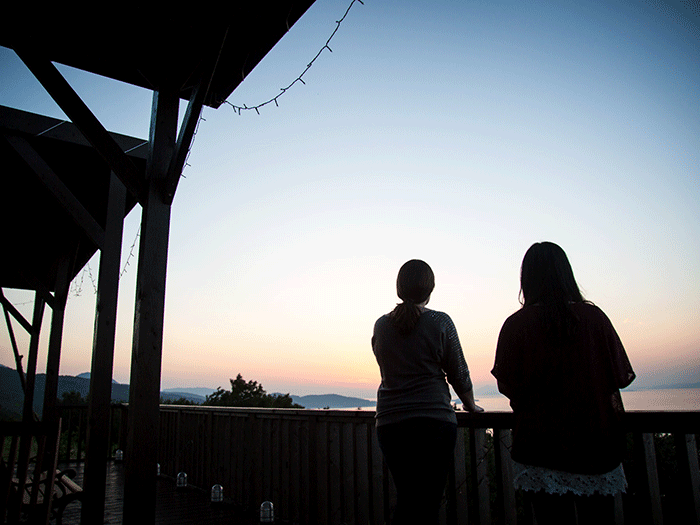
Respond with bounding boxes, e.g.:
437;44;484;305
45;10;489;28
1;0;698;398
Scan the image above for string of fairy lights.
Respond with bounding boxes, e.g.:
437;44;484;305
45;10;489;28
64;0;363;300
7;1;361;308
223;0;363;115
69;225;140;297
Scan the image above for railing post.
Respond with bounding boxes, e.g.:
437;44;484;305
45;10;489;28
469;427;491;525
341;422;355;525
305;415;317;524
118;404;128;457
328;421;342;524
174;408;182;476
78;407;87;460
282;417;292;520
614;491;625;525
290;418;303;524
494;428;517;525
204;411;213;487
675;433;700;524
251;413;263;511
447;426;468;525
316;418;330;524
635;432;663;525
355;422;370;525
369;420;384;525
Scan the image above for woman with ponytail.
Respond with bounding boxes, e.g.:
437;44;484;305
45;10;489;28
372;259;481;525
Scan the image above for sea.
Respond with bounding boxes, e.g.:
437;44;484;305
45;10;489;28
474;388;700;412
354;388;700;412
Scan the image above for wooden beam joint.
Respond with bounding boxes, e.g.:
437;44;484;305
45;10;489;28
4;135;105;249
14;48;145;204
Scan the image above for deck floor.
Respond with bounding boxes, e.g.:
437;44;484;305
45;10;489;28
58;462;260;524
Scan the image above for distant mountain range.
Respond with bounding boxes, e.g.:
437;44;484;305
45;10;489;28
0;365;131;420
0;366;374;419
626;381;700;391
156;388;376;409
2;364;697;421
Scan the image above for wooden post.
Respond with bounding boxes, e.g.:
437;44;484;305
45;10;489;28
447;427;468;525
21;296;46;424
0;290;28;392
614;491;625;525
354;422;369;525
14;297;46;521
636;432;664;525
41;253;70;424
252;414;264;509
341;421;354;525
675;433;700;524
308;415;319;525
329;421;341;524
469;427;491;525
290;418;302;523
81;171;127;524
317;420;330;523
494;428;517;525
40;255;71;477
123;88;177;524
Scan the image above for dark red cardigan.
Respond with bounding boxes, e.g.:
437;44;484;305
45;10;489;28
492;303;635;474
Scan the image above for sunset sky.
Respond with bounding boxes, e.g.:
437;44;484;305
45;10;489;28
1;0;699;400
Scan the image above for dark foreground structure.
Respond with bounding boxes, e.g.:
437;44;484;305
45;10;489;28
5;404;697;525
1;3;315;523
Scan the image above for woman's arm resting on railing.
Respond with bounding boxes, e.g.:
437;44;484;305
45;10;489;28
455;386;484;412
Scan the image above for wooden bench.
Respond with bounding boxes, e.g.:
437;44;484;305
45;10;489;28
1;419;81;524
18;467;83;525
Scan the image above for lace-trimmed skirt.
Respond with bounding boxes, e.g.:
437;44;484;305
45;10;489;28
512;461;628;496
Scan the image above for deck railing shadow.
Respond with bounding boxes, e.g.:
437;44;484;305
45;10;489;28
54;405;699;525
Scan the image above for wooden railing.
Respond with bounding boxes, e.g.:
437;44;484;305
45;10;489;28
53;404;127;463
54;405;699;525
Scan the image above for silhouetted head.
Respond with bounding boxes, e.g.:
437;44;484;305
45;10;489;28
390;260;435;334
520;242;584;306
396;259;435;305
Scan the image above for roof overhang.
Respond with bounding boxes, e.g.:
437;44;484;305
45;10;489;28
0;105;147;292
0;2;316;108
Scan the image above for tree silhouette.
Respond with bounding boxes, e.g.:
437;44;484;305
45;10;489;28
59;390;87;405
203;374;303;408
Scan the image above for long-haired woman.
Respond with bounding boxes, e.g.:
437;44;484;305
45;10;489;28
492;242;635;524
373;259;482;525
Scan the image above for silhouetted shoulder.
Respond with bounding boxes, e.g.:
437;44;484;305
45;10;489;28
374;314;391;326
499;306;536;330
423;309;456;328
571;302;614;325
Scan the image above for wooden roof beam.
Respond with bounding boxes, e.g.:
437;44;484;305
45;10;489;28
15;270;56;311
0;289;33;334
14;48;145;204
164;27;229;205
4;135;105;250
163;81;205;205
1;290;28;392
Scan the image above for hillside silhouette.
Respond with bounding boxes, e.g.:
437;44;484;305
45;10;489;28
0;365;131;420
1;365;376;419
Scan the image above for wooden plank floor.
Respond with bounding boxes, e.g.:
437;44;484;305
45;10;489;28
58;462;260;524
